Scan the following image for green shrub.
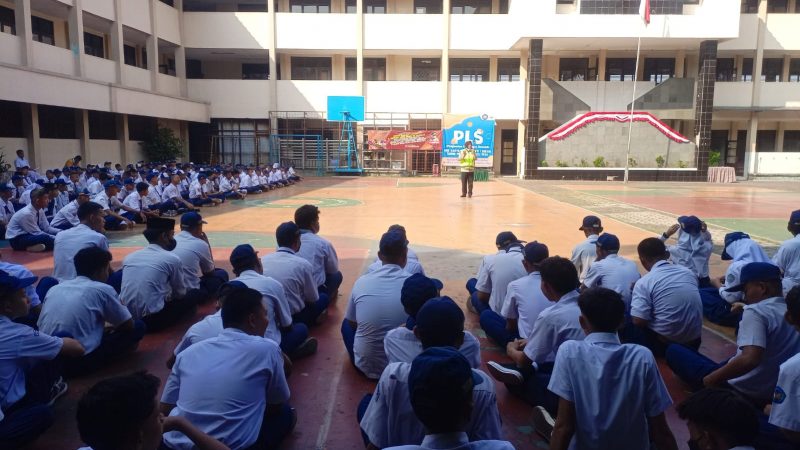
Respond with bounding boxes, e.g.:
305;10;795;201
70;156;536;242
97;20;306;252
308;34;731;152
540;160;549;167
655;155;666;168
556;160;568;167
579;159;590;167
140;127;185;163
709;151;722;167
628;157;637;167
593;156;606;168
678;160;688;168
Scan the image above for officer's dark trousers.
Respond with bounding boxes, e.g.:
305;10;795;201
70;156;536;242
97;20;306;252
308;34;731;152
460;171;474;196
183;269;230;305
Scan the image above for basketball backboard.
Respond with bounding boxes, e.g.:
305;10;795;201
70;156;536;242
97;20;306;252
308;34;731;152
327;96;365;122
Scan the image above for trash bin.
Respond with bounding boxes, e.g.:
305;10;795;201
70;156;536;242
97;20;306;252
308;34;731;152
474;169;489;182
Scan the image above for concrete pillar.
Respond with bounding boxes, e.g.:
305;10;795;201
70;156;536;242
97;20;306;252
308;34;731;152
745;112;759;176
111;0;125;84
174;0;187;96
789;0;797;12
267;0;278;130
782;55;791;82
147;0;160;91
675;49;685;78
14;0;32;66
524;39;543;179
751;0;767;103
597;49;607;81
118;114;131;164
441;0;451;114
23;104;41;169
491;0;500;13
776;122;785;152
735;55;744;81
332;54;345;80
78;109;91;163
489;56;498;82
68;0;86;77
356;0;364;96
280;53;290;80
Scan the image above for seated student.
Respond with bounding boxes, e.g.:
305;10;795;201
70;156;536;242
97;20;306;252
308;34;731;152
497;241;551;345
121;182;160;224
188;175;222;207
120;217;192;332
77;372;230;450
465;231;526;317
360;298;503;449
0;272;85;449
667;262;800;407
239;168;262;194
261;221;330;327
540;287;677;449
677;389;759;450
295;204;343;300
160;286;295;450
51;179;70;215
0;185;15;238
772;210;800;296
365;225;426;276
230;244;317;360
202;173;226;203
769;286;800;445
173;213;229;305
161;175;197;215
701;232;771;327
342;230;411;379
146;174;167;212
218;171;246;199
52;201;109;281
485;256;584;413
660;215;713;287
581;233;640;311
287;165;300;181
5;188;62;252
385;275;481;368
37;247;145;378
0;258;43;327
51;190;90;230
627;237;703;355
92;180;135;231
571;215;602;283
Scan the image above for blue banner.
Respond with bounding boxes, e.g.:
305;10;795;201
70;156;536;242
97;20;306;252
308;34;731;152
442;114;496;168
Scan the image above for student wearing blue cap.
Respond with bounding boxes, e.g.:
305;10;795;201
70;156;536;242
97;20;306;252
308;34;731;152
660;215;713;287
116;178;136;203
701;231;771;327
498;242;552;345
571;215;602;283
5;188;62;252
772;210;800;296
0;271;85;448
92;180;135;230
366;225;426;276
466;231;526;317
173;212;229;305
581;233;640;310
667;262;800;407
360;298;504;449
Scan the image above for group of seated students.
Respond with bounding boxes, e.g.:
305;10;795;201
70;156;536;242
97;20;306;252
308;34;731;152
2;146;800;450
0;150;301;252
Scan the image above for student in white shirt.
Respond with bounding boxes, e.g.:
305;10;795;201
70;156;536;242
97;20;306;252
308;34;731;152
76;372;229;450
218;171;246;199
627;237;703;356
173;212;229;305
365;225;426;276
121;182;160;223
772;210;800;296
0;272;85;448
160;286;295;450
161;175;196;214
486;256;584;412
660;215;713;287
499;242;552;342
51;190;90;230
0;186;15;238
677;388;759;450
93;180;135;231
343;230;411;379
5;188;62;252
769;286;800;445
571;215;602;283
295;204;343;300
543;287;677;450
52;201;109;281
384;275;481;368
666;262;800;407
581;233;641;311
466;231;526;317
262;221;330;327
360;298;504;449
188;175;221;207
37;247;145;378
13;150;29;171
51;180;70;215
119;217;191;332
379;346;512;450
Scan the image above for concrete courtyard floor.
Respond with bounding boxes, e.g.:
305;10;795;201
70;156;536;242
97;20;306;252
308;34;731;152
7;176;798;450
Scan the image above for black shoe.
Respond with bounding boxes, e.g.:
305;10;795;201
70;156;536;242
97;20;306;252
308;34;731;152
460;194;466;198
468;193;472;198
532;406;555;442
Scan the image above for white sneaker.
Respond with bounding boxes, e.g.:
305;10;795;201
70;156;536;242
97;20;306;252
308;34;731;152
532;406;555;442
47;378;69;406
26;243;46;253
487;361;524;385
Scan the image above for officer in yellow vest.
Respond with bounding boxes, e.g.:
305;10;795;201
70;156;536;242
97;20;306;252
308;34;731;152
458;141;476;198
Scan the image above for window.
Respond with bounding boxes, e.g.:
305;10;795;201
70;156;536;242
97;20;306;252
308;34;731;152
497;58;520;81
84;32;105;58
451;0;491;14
345;0;386;13
289;0;330;13
756;130;776;152
768;0;788;13
762;58;783;82
291;57;331;80
0;101;24;138
160;0;175;6
742;58;753;81
0;6;14;35
643;58;675;84
581;0;683;15
242;63;269;80
142;47;148;69
741;0;758;13
187;59;203;79
128;115;158;141
88;111;118;140
789;59;800;82
345;58;386;81
237;2;268;12
38;105;77;139
606;58;636;81
559;58;589;81
123;45;136;66
716;58;736;81
159;58;175;75
31;16;54;45
499;0;509;13
784;130;800;152
415;0;442;14
449;58;489;82
412;58;440;81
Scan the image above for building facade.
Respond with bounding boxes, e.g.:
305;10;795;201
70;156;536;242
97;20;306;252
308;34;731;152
0;0;798;178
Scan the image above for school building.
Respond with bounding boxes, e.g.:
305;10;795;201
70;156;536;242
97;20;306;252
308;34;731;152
0;0;799;179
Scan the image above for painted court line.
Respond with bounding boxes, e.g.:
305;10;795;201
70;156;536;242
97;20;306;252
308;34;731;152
315;354;347;450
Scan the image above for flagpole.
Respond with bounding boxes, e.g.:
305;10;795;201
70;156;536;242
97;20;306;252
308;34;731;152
624;32;642;184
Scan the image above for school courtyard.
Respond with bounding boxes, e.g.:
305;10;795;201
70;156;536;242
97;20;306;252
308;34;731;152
7;176;799;450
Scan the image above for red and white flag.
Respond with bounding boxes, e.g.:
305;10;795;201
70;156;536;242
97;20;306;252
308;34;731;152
639;0;651;25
